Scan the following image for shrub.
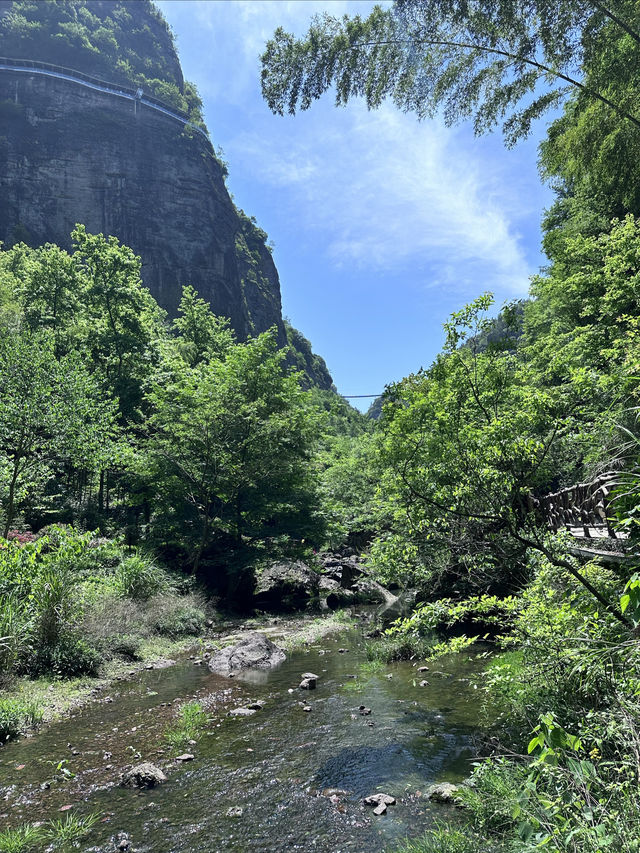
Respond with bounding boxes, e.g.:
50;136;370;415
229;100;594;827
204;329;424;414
30;633;101;678
81;594;146;646
108;634;142;661
113;555;170;600
365;633;435;662
153;604;205;638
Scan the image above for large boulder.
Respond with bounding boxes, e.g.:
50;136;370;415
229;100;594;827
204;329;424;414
326;588;356;609
352;578;389;604
121;762;167;788
208;632;286;676
338;560;363;588
253;560;319;611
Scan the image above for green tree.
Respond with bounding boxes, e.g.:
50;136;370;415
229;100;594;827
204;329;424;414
0;331;116;537
171;284;235;367
71;225;166;424
261;0;640;145
378;295;631;622
146;329;320;582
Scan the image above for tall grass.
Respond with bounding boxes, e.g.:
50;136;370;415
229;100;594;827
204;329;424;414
0;696;43;743
165;700;209;748
365;633;435;663
0;824;43;853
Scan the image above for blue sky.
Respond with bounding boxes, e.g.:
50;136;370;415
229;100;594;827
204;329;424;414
157;0;555;409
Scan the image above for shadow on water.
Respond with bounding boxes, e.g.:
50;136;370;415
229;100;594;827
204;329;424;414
0;619;493;852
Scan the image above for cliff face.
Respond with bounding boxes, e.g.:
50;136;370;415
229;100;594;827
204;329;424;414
0;0;333;387
0;69;286;345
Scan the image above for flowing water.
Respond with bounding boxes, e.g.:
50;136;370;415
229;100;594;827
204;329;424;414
0;620;492;852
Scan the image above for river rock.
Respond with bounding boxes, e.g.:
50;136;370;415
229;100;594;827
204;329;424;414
253;560;319;611
326;588;356;609
426;782;460;803
175;753;194;761
208;632;286;676
373;803;387;815
318;576;340;593
352;578;388;604
116;832;130;851
364;793;396;806
121;763;167;788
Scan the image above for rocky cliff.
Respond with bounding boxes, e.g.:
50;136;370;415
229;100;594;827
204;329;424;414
0;0;333;387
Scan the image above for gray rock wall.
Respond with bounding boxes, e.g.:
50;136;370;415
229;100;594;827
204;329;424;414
0;69;286;344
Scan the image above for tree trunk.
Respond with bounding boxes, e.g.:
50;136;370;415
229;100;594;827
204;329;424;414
3;459;20;539
193;509;211;575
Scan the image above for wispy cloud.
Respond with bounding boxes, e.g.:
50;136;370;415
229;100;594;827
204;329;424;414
161;0;540;301
169;0;357;100
231;102;533;296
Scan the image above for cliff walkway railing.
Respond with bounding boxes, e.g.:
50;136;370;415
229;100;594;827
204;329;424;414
0;56;210;142
537;472;622;540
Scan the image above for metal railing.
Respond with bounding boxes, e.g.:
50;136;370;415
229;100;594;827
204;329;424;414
0;56;210;142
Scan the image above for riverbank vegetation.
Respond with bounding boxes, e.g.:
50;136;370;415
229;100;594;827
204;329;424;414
261;2;640;850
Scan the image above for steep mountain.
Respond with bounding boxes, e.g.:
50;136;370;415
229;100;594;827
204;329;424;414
0;0;332;387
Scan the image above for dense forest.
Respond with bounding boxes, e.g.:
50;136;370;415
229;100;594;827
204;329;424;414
2;1;640;852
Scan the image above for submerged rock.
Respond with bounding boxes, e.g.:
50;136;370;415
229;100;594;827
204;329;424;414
300;671;319;689
121;763;167;788
226;806;244;818
208;632;286;676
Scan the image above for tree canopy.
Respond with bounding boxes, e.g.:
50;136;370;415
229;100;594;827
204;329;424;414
261;0;640;145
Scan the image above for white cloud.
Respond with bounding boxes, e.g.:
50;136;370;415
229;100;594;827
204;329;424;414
231;102;533;296
160;0;538;300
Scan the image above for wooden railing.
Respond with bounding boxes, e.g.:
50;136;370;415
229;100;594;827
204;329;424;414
536;473;619;539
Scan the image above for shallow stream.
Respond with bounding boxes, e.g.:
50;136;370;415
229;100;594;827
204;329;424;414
0;620;492;852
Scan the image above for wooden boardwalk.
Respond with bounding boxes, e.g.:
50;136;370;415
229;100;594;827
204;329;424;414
537;474;636;563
